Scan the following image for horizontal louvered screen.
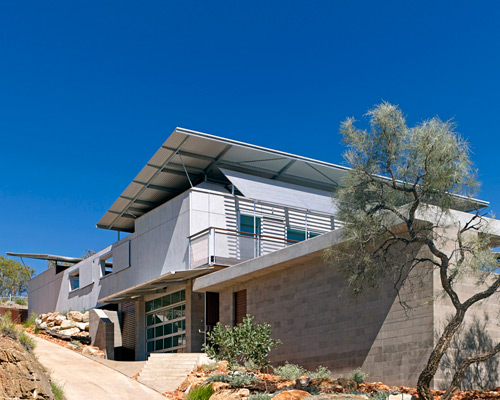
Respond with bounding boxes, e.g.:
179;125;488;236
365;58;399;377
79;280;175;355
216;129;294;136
234;290;247;325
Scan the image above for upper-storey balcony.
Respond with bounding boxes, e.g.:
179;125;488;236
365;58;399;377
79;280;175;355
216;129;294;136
188;196;342;269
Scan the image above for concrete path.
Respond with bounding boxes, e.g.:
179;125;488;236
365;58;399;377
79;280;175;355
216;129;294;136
32;336;167;400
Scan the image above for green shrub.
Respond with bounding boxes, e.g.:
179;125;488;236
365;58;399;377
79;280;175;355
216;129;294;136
347;367;369;384
14;298;27;306
273;362;306;380
244;359;259;372
310;365;331;379
22;312;38;328
0;311;18;339
206;372;258;387
51;381;66;400
249;394;272;400
19;331;35;351
187;384;213;400
203;315;282;369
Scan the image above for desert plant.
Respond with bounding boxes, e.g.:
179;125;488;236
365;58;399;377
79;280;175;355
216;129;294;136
310;365;331;379
0;311;18;339
244;359;259;372
14;298;27;306
203;315;281;369
51;381;66;400
198;362;219;373
347;367;369;384
19;331;35;351
249;394;272;400
22;311;37;328
273;362;306;380
206;372;258;387
187;384;213;400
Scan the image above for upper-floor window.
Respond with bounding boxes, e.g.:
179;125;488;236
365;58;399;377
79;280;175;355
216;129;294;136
286;228;320;243
69;270;80;291
239;214;261;236
100;252;113;277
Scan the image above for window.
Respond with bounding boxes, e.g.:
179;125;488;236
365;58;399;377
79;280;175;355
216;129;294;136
100;252;113;277
286;228;320;243
145;289;186;354
69;270;80;291
239;214;261;236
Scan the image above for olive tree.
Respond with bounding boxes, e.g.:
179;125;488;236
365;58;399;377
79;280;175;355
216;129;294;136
325;102;500;400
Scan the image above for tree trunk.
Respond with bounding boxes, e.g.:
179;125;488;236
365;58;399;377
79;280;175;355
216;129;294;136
417;310;465;400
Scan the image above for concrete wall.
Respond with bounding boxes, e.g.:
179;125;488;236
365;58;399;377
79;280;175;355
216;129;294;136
216;251;435;387
28;190;191;315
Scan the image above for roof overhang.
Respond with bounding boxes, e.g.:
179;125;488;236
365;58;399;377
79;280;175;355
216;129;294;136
96;127;349;232
98;268;214;303
6;252;83;264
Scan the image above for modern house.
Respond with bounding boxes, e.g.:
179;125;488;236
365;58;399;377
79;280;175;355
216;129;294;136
23;128;500;389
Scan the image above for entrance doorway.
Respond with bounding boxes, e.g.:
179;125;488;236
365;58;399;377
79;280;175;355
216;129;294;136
205;292;220;334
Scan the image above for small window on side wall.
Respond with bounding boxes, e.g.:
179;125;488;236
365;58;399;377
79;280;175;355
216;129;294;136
100;252;113;277
69;270;80;291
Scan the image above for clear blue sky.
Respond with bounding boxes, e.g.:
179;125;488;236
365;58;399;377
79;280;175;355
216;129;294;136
2;1;500;275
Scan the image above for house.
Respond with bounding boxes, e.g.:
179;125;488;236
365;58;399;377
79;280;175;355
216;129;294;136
23;128;500;389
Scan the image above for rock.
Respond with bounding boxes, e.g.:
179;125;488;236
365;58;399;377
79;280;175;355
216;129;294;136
295;376;311;389
40;314;48;322
67;311;83;322
60;319;76;329
39;322;47;330
310;379;343;393
82;311;89;323
47;321;55;328
388;395;413;400
76;322;87;331
212;382;231;392
308;395;369;400
177;374;207;392
0;335;54;399
337;378;358;391
59;327;80;336
272;390;311;400
209;388;250;400
54;315;66;325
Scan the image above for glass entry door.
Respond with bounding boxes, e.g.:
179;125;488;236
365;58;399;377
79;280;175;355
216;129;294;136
239;214;261;259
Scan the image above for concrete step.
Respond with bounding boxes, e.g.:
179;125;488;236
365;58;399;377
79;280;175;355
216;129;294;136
137;352;209;394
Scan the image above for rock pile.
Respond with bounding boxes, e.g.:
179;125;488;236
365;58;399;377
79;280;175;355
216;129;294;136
36;311;90;338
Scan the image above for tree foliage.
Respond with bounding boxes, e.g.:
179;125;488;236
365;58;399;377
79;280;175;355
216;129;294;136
0;256;34;298
202;314;282;369
326;102;500;400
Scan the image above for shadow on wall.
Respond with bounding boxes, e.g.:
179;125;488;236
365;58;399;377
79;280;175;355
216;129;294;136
439;314;500;390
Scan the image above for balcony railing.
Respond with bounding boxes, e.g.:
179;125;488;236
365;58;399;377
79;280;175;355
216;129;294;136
188;227;303;269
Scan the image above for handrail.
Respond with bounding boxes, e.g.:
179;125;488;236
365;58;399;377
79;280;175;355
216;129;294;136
188;226;303;244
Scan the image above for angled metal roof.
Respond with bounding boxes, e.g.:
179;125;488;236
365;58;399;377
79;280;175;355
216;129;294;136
97;127;350;232
97;127;490;233
6;252;83;263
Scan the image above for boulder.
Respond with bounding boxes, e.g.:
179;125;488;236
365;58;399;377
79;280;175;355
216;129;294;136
177;374;206;393
54;315;66;325
59;327;80;336
209;388;250;400
310;379;344;393
0;335;54;399
76;322;87;331
272;390;311;400
38;322;48;330
82;311;89;323
67;311;83;322
60;319;76;329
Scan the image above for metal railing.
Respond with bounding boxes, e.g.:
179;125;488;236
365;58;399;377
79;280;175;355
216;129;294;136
188;227;305;269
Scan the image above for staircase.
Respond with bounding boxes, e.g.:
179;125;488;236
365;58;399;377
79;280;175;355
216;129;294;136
137;353;209;393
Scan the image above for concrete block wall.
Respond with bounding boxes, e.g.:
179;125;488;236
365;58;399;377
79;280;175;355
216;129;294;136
218;252;435;387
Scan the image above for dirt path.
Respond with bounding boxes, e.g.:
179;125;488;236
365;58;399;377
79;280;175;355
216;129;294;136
32;335;167;400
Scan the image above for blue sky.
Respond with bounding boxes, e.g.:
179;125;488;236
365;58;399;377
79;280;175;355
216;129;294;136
2;1;500;275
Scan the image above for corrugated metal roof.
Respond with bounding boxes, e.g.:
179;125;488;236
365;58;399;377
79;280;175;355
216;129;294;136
96;127;490;232
96;127;351;232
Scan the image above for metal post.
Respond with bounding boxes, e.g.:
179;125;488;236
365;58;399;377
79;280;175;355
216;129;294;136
305;210;308;239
